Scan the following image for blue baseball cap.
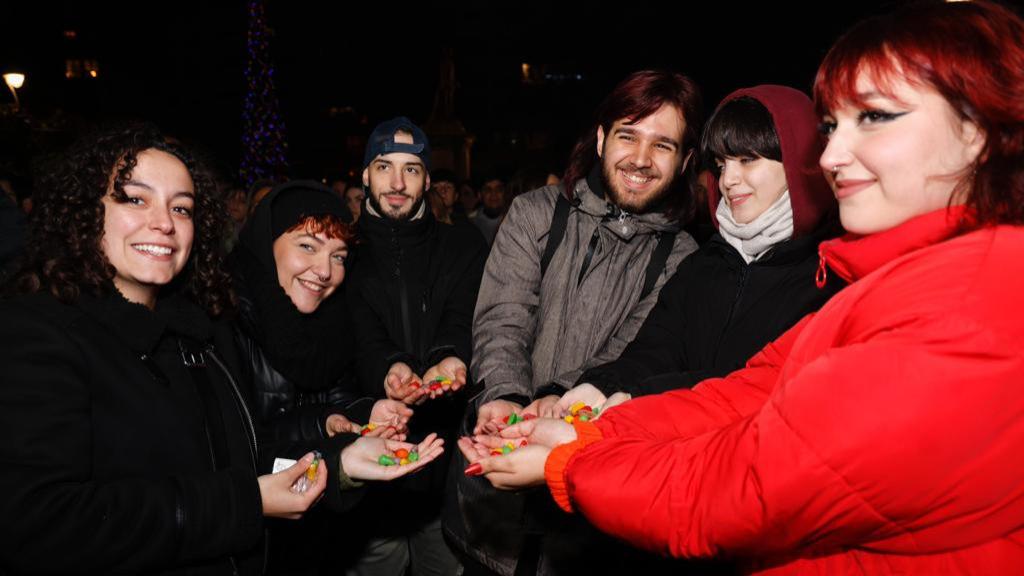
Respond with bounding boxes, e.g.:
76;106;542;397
363;116;431;171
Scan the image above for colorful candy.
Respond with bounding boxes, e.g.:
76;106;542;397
378;448;420;466
361;423;377;436
489;440;527;457
291;451;322;493
503;412;537;426
563;403;600;424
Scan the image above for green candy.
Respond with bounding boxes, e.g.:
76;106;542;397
408;451;420;462
378;455;396;466
501;445;512;455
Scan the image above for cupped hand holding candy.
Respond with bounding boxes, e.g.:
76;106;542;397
420;356;467;399
384;362;430;405
523;394;561;419
474;399;524;435
369;399;413;438
495;417;577;449
458;436;549;490
555;383;607;417
341;433;444;482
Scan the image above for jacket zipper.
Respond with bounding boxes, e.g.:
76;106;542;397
713;262;749;364
816;253;828;288
206;348;258;467
206;348;260;576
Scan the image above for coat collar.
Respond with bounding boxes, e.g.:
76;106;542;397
77;288;211;355
819;206;966;284
572;166;679;241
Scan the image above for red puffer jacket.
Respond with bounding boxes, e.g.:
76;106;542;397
546;207;1024;574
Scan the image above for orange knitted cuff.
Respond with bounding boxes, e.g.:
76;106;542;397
544;421;604;513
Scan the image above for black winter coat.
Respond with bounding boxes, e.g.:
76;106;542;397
579;229;845;396
0;291;264;576
347;206;487;397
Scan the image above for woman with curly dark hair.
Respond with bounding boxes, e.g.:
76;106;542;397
0;124;332;575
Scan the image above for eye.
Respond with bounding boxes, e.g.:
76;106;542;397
332;253;347;264
617;133;636;142
817;119;837;136
739;156;757;165
300;243;315;253
655;143;674;152
376;163;390;172
857;109;904;125
405;166;420;175
126;196;145;206
172;206;193;218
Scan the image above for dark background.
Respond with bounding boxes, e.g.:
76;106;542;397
0;1;900;186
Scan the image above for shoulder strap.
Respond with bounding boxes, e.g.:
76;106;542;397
640;231;677;301
540;191;573;278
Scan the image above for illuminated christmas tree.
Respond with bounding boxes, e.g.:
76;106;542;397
241;0;288;186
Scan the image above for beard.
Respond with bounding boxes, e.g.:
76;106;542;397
600;159;680;215
368;188;424;222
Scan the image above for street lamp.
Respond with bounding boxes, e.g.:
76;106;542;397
4;73;25;110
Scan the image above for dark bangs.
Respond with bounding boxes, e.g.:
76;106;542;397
701;97;781;173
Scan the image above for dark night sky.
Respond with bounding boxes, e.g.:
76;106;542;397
1;1;900;184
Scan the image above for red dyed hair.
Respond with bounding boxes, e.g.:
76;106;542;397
562;70;703;221
286;214;358;244
814;0;1024;228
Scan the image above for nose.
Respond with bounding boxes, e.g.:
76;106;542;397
819;130;853;176
720;161;741;188
312;253;332;282
631;142;652;169
390;169;406;193
149;206;174;234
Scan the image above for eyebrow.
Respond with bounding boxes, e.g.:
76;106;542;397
613;126;680;147
295;233;324;245
125;180;195;198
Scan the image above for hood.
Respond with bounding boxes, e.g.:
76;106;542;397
707;85;836;239
236;180;351;277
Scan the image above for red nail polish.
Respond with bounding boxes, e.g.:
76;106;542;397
464;463;483;476
523;413;538;421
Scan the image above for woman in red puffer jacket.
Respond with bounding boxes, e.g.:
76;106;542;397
460;1;1024;573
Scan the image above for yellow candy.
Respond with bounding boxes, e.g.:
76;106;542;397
564;415;574;424
400;458;410;465
570;401;586;414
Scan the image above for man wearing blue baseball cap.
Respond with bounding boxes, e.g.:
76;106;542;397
343;116;488;576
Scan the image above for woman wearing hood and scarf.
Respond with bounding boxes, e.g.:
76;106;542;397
229;181;445;573
550;85;843;414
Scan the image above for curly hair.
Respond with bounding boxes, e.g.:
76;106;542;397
14;123;235;317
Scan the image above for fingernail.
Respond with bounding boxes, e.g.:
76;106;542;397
523;414;537;420
464;463;483;476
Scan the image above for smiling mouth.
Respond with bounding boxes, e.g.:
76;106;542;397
132;244;173;257
298;279;326;293
729;194;752;206
620;170;655;189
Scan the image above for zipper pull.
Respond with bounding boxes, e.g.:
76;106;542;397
815;253;828;289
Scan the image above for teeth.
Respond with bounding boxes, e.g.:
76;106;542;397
299;280;324;292
622;172;653;185
133;244;172;256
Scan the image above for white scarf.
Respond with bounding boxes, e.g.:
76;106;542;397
716;190;794;264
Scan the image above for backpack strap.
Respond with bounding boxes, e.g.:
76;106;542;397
640;231;677;301
540;191;573;278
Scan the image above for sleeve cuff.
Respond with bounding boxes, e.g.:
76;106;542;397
544;421;603;513
336;453;365;490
